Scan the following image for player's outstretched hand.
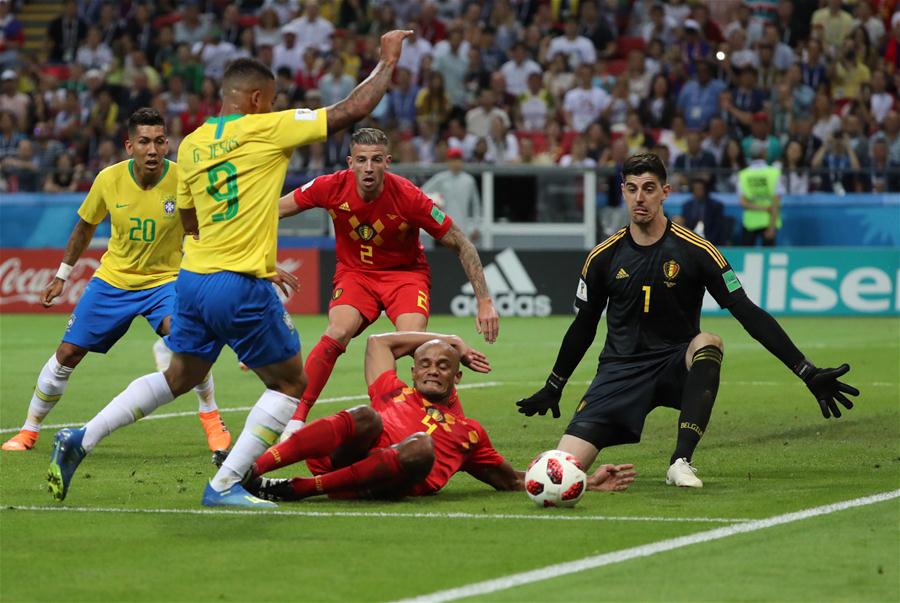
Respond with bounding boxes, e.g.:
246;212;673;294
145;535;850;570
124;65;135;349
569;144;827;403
461;348;491;373
516;375;565;418
804;363;859;419
475;297;499;343
269;267;299;297
586;464;636;492
41;277;65;308
379;30;414;64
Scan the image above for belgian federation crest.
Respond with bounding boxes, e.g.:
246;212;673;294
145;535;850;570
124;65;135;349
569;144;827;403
663;260;680;280
355;223;376;241
163;195;176;217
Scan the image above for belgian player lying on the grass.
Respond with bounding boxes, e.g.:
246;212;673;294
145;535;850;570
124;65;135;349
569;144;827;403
235;332;635;501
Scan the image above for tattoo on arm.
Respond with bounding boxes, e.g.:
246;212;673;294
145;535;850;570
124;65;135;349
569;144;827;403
326;60;395;133
441;224;490;299
62;219;98;265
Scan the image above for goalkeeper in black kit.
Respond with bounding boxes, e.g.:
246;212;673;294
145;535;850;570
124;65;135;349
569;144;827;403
516;154;859;488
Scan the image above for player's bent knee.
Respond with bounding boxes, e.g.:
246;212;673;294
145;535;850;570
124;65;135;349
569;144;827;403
55;343;87;368
397;433;434;481
347;405;382;439
695;332;724;352
324;323;356;347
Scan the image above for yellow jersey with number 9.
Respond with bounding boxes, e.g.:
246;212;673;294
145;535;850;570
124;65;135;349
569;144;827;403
176;109;328;278
77;159;182;290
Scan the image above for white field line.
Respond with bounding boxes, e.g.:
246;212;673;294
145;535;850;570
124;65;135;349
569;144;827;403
391;489;900;603
0;505;752;524
0;381;502;435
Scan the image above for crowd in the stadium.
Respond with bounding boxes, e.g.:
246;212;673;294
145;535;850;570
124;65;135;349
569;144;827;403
0;0;899;194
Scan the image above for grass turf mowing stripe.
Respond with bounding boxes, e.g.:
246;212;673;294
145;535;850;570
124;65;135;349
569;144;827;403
391;489;900;603
0;505;753;523
0;381;503;435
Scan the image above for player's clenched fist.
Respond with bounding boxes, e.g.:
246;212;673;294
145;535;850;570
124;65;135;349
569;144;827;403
379;30;413;63
516;374;566;419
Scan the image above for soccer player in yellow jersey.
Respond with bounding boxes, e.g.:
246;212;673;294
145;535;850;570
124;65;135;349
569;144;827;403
3;109;230;454
47;30;413;507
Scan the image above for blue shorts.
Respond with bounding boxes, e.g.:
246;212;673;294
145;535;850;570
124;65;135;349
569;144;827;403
166;270;300;368
62;278;175;353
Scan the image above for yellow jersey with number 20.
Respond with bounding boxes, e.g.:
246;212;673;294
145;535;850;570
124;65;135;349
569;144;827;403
176;108;328;278
77;159;182;290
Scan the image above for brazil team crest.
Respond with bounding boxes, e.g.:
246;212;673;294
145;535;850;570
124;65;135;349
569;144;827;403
355;224;376;241
162;195;176;217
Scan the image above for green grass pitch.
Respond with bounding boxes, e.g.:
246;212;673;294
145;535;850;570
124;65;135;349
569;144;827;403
1;313;898;602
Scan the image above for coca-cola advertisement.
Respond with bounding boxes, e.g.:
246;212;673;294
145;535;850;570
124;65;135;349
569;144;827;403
0;248;321;314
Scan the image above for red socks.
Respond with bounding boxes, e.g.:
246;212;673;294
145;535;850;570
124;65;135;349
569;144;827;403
254;410;356;476
290;446;404;499
291;335;346;422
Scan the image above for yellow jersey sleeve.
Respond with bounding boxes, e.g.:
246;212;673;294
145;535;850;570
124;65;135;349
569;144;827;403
177;109;328;278
77;169;111;225
89;160;184;290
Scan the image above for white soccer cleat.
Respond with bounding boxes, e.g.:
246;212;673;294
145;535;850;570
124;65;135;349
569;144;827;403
278;419;305;443
666;458;703;488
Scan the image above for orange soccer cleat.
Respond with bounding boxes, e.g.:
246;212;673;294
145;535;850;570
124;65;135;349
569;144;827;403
2;430;39;451
198;411;232;452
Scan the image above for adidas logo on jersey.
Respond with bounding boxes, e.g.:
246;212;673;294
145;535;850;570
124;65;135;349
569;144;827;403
451;249;551;317
616;268;629;279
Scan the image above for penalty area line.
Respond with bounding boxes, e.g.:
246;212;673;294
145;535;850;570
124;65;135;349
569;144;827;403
0;504;752;524
0;381;504;435
390;489;900;603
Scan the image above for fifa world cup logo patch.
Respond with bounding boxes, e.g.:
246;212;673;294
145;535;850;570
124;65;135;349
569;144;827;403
663;260;680;287
355;224;376;241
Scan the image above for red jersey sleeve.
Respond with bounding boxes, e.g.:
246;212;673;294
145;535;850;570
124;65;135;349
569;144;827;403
292;174;332;211
399;178;454;241
367;369;409;410
460;421;506;473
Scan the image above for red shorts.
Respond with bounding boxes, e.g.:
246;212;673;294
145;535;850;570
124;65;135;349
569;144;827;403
306;431;435;498
329;269;431;326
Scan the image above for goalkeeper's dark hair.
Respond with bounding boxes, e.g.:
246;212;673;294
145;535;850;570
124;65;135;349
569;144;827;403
351;128;389;148
127;108;165;136
622;153;668;184
223;58;274;90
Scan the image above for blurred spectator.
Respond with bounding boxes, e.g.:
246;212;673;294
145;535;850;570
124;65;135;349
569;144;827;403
398;26;432;84
811;92;841;142
432;25;467;108
742;112;782;164
738;146;783;246
193;29;238;83
833;39;870;101
675;177;728;246
780;139;810;194
692;4;724;45
318;56;355;107
254;10;283;48
642;3;676;46
622;112;651;155
579;0;616;59
287;0;334;54
602;78;634;128
0;109;22;160
411;119;437;164
466;88;510;138
563;63;609;133
220;4;246;47
657;114;689;161
169;43;204;94
485;115;519;164
559;134;596;167
869;70;895;126
732;66;766;121
264;0;301;25
2;138;40;191
639;73;676;129
500;41;541;97
274;28;304;77
678;60;726;130
878;111;900;164
843;114;869;165
585;121;610;160
717;138;747;193
174;2;212;46
87;137;119;177
469;137;489;164
799;38;827;92
123;3;152;61
422;146;481;241
625;50;652;100
417;2;446;45
491;0;522;52
702;116;730;164
680;19;711;69
369;3;399;38
723;3;763;48
790;115;823;165
53;89;87;141
548;17;597;67
47;0;86;64
233;29;258;61
293;47;324;90
0;69;29;129
43;152;83;192
811;130;860;194
517;136;549;165
0;0;24;70
783;63;814;119
862;139;900;192
755;41;779;89
76;26;113;72
89;86;119;137
673;131;717;189
811;0;854;53
416;71;450;134
488;71;516;118
544;53;575;104
386;66;419;133
165;116;182;159
516;71;552;131
478;27;506;74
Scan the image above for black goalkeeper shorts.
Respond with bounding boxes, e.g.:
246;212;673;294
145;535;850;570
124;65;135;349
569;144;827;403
565;344;690;449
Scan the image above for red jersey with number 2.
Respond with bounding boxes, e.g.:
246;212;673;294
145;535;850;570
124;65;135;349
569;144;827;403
368;370;505;495
292;170;454;275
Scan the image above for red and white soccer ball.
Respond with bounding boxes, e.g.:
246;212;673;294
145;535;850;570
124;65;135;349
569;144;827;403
524;449;587;508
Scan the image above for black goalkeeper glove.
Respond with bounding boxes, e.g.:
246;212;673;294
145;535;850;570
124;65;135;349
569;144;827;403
794;360;860;419
516;373;566;418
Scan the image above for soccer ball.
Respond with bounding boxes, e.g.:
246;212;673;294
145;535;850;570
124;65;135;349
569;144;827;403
524;449;587;508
